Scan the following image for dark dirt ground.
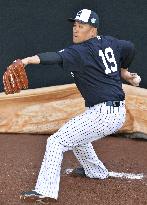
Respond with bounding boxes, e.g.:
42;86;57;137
0;134;147;205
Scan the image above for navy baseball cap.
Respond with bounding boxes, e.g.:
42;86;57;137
68;9;99;28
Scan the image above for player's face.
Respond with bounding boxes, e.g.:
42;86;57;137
73;21;95;43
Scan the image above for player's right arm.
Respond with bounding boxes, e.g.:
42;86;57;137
121;68;141;86
119;40;141;86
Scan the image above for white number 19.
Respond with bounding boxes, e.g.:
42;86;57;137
99;47;117;74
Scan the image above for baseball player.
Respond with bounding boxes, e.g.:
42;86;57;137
18;9;141;203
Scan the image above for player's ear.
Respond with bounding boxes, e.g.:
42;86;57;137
90;27;97;37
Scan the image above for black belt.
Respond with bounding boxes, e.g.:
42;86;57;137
106;101;120;107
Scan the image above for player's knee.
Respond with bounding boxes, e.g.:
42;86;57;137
46;134;58;145
46;134;69;152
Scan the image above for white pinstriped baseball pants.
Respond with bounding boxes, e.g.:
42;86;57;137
35;101;126;199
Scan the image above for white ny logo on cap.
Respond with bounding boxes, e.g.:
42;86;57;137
75;9;91;23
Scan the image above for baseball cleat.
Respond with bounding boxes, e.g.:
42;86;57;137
71;167;86;177
20;190;56;204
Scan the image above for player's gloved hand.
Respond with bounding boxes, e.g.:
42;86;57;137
129;73;141;87
3;59;29;95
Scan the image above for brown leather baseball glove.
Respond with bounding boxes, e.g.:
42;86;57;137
3;59;28;94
